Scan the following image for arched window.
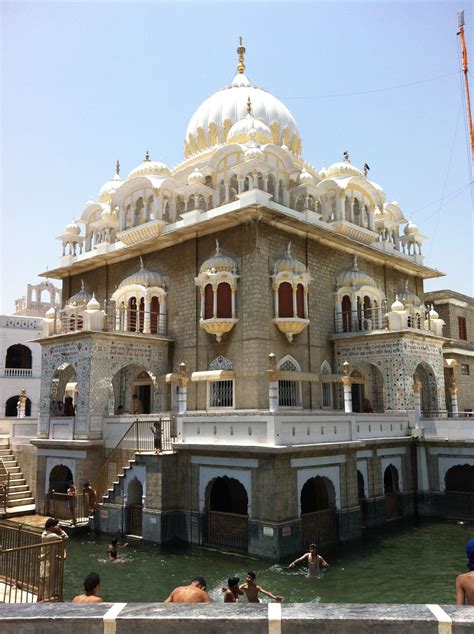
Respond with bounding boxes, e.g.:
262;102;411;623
5;395;32;417
342;295;352;332
208;356;234;408
278;282;293;318
216;282;232;318
278;357;301;407
204;284;213;320
128;297;137;332
363;296;371;320
150;296;160;334
321;361;332;409
5;344;32;370
296;284;305;318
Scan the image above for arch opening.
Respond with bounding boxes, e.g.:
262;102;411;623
206;476;248;552
300;476;337;546
127;477;143;536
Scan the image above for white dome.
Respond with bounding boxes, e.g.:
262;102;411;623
398;281;422;307
244;139;264;160
404;220;419;235
200;240;237;273
299;168;314;185
118;259;165;289
336;257;377;289
45;307;56;318
273;243;306;274
188;167;206;185
127;152;171;180
65;220;81;235
98;174;122;203
66;281;92;307
185;72;301;158
429;307;439;319
326;161;365;179
87;294;100;311
227;112;273;145
391;296;405;312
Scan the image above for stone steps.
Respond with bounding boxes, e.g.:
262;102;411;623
0;439;35;517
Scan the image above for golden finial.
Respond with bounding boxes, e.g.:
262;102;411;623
144;150;150;161
115;160;120;176
247;96;252;115
236;36;246;74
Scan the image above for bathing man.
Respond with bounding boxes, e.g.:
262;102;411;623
223;577;242;602
288;544;329;576
72;572;103;603
240;571;283;602
164;576;212;603
456;538;474;605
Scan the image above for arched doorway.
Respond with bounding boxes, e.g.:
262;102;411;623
351;370;365;413
50;363;77;414
126;477;143;536
5;395;32;417
5;344;32;372
112;365;156;414
384;465;400;520
300;476;337;546
357;470;368;528
48;464;73;514
206;476;248;552
414;363;438;416
445;465;474;520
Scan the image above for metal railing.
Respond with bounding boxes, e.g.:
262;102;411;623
49;492;89;525
333;307;434;335
421;410;474;419
50;306;167;337
206;510;248;552
301;509;336;546
3;368;33;378
0;457;10;513
0;524;64;603
91;418;176;502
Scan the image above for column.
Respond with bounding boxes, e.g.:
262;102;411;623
178;363;188;415
304;289;309;319
130;204;136;227
274;287;279;317
231;288;236;318
342;362;352;413
159;298;167;335
212;285;217;318
225;184;230;202
336;191;345;221
143;297;151;334
367;208;375;231
413;381;422;424
200;288;205;320
119;208;126;231
292;284;297;318
268;353;279;413
450;381;459;418
143;190;149;221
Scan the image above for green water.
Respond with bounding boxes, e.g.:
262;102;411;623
63;521;473;604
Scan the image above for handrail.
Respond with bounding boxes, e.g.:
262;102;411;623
91;418;176;502
0;456;10;513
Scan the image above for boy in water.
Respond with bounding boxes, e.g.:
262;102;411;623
72;572;103;603
164;576;211;603
288;544;329;576
108;536;128;561
239;571;283;603
456;538;474;605
223;577;242;602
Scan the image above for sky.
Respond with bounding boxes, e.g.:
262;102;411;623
1;0;473;313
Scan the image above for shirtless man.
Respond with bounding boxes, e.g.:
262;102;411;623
164;576;211;603
72;573;103;603
456;538;474;605
223;577;242;603
288;544;329;576
240;571;283;603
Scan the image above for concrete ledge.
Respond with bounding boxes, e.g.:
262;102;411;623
0;603;473;633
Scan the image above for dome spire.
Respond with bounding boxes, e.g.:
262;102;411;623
115;160;120;176
236;36;246;74
144;150;150;162
247;96;252;115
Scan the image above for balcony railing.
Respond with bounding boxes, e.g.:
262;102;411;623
3;368;33;378
48;307;167;337
333;307;434;335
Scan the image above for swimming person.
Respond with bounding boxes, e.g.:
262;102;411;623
164;577;212;603
456;538;474;605
288;544;329;576
223;577;242;602
240;571;283;603
72;573;103;603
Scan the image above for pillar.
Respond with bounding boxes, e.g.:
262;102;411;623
413;381;422;425
450;381;459;418
268;353;279;413
342;361;352;413
143;297;151;334
178;363;188;414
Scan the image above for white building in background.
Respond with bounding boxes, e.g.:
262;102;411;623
1;281;61;419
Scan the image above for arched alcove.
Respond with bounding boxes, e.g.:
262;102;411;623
5;344;32;370
206;476;248;552
127;477;143;536
5;395;32;417
300;476;337;545
383;464;400;520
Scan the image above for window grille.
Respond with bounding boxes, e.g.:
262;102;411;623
322;383;332;408
278;359;300;407
209;380;234;408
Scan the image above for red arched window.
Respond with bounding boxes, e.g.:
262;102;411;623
296;284;305;318
216;282;232;318
342;295;352;332
204;284;213;320
278;282;293;318
139;298;145;332
128;297;137;332
150;296;159;334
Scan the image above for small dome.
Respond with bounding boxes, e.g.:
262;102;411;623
273;242;306;274
45;307;56;318
86;294;100;311
118;258;165;289
65;220;81;236
336;256;377;289
66;281;92;307
391;295;405;312
188;167;206;185
101;206;114;222
200;240;237;273
299;168;314;185
227;112;273;145
398;281;422;307
429;307;439;319
127;152;171;180
98;161;123;202
326;160;364;179
404;220;419;235
244;139;264;160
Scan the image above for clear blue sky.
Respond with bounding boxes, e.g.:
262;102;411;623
1;0;472;313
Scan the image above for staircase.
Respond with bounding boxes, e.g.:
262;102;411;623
101;457;137;504
0;435;36;517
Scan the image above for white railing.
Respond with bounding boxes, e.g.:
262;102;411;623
3;368;33;378
177;411;410;446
